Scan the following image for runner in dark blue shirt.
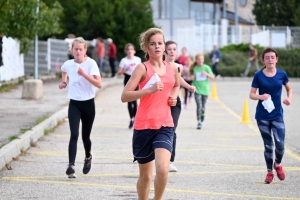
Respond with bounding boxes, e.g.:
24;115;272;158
250;48;293;184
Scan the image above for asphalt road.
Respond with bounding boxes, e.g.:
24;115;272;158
0;79;299;200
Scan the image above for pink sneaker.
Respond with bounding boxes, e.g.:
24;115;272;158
274;163;285;180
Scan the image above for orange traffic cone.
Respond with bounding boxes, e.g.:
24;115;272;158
240;99;252;124
211;82;218;100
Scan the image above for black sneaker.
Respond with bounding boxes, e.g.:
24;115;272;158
83;153;92;174
66;164;76;178
129;120;134;129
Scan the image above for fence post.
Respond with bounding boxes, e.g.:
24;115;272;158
47;38;51;71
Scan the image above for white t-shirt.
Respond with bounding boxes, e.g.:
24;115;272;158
119;56;141;76
61;57;100;101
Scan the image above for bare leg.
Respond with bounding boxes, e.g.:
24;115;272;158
153;148;171;200
254;60;260;71
137;161;153;200
244;61;252;76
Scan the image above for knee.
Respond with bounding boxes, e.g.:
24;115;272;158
276;143;285;153
82;135;91;143
155;164;169;179
139;173;152;184
70;133;79;142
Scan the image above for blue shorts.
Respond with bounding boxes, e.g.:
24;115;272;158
132;127;174;164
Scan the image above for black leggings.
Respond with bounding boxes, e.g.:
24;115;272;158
124;74;137;119
183;80;192;104
68;98;95;165
170;96;181;162
212;62;219;76
109;58;116;77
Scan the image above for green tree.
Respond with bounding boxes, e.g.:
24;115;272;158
0;0;63;53
253;0;300;26
44;0;155;60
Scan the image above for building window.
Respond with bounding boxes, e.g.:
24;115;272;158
240;0;247;7
190;2;220;24
151;0;189;19
151;0;221;24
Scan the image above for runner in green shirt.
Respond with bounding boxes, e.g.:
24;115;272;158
189;53;215;129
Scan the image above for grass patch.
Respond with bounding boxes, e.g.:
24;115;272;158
20;147;26;156
44;129;50;135
30;140;37;147
20;127;31;133
0;83;17;93
44;127;55;135
0;142;8;149
36;115;49;125
9;136;19;142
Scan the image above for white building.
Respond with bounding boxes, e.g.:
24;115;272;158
150;0;294;55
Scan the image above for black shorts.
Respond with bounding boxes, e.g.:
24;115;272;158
132;127;174;164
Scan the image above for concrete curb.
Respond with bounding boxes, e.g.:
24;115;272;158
0;78;122;170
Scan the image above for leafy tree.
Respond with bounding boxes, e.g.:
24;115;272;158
253;0;300;26
43;0;155;60
0;0;63;53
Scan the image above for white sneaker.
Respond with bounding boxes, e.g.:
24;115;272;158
169;162;178;172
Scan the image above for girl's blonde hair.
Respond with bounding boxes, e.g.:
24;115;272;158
71;37;87;50
124;43;135;53
139;28;165;60
190;53;204;74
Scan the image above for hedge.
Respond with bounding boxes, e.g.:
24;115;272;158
204;44;300;77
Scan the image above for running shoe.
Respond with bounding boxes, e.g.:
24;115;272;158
129;120;134;129
201;114;205;122
83;153;92;174
274;162;285;180
197;122;202;129
66;164;76;178
264;172;274;184
169;162;178;172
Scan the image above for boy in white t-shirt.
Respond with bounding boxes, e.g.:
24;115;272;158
117;43;141;129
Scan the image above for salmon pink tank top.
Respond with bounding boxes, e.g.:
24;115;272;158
134;61;175;130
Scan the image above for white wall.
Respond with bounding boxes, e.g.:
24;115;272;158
154;19;195;40
0;36;24;82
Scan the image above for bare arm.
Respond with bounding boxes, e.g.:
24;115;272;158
202;71;215;80
78;68;102;89
249;87;269;100
283;82;293;105
58;72;68;89
117;67;124;75
180;77;195;93
168;63;180;106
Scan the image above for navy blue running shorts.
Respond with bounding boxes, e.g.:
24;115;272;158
132;126;174;164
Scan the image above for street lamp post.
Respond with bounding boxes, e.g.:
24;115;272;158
34;0;39;79
234;0;239;44
169;0;173;40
